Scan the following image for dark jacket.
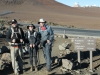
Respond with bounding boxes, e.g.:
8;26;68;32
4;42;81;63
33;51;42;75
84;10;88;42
6;26;24;46
25;30;40;46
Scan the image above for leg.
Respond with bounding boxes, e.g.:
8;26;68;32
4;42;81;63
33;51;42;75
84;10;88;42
28;47;33;71
10;47;19;74
45;43;52;71
18;47;23;71
33;47;38;71
28;47;33;66
42;46;46;59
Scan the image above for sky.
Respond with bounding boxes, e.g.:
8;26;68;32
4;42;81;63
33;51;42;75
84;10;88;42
55;0;100;7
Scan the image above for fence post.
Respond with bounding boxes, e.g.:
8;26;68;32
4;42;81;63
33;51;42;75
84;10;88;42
63;30;66;39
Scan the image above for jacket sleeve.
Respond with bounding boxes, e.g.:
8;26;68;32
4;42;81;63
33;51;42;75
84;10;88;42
20;28;24;39
35;32;40;46
48;26;54;42
6;29;12;42
24;31;29;45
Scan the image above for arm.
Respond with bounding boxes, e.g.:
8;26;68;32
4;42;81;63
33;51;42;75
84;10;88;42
24;31;29;46
35;32;41;46
48;26;54;42
20;28;24;39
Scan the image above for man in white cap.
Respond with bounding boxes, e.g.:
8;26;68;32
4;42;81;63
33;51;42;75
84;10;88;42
6;19;24;75
38;18;54;72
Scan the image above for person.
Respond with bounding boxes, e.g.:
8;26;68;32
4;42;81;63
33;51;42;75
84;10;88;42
38;18;54;72
25;24;40;71
6;19;24;75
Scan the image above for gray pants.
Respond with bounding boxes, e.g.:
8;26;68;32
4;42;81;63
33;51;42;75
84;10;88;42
10;46;23;74
28;47;38;67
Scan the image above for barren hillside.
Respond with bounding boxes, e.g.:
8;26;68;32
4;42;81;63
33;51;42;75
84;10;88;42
0;0;100;29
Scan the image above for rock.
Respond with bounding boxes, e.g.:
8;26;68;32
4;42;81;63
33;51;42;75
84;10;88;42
65;43;71;49
0;53;11;70
54;35;58;38
60;67;67;72
54;57;59;64
58;35;62;38
85;73;91;75
66;49;71;54
71;38;74;43
59;45;65;50
75;70;80;73
1;53;11;64
62;59;73;70
59;49;71;56
60;51;66;57
60;53;64;57
61;43;68;48
0;60;4;70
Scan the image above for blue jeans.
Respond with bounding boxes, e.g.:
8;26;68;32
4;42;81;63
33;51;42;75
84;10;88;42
42;43;52;69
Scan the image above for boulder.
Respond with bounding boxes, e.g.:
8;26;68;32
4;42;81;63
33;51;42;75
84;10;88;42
0;53;11;70
0;60;4;70
62;59;73;70
59;45;65;50
65;49;71;54
61;43;68;48
1;53;11;64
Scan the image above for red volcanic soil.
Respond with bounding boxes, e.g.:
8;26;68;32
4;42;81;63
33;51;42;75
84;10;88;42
0;0;100;29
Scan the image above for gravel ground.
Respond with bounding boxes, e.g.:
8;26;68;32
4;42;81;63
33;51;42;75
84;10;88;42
0;37;100;75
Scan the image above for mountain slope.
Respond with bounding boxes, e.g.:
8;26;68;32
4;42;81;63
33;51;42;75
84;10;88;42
0;0;100;29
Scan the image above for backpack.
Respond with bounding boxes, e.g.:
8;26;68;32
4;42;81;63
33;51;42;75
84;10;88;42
10;27;21;38
8;27;22;45
27;30;36;39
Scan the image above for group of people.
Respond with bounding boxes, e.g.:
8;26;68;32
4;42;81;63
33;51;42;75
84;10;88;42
6;18;54;75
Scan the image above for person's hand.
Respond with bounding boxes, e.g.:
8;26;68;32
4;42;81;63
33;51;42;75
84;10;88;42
47;40;50;43
20;39;23;42
33;44;35;47
12;39;15;43
30;44;32;47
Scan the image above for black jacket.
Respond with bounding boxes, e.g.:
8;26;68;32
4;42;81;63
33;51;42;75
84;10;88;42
25;30;40;46
6;26;25;46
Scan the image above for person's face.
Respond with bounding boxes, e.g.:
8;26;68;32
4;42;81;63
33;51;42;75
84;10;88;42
40;22;45;27
12;23;17;27
29;26;33;31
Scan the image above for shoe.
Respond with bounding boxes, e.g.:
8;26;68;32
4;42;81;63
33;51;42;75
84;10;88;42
47;68;51;72
15;72;19;75
34;66;38;71
19;69;23;74
30;67;33;71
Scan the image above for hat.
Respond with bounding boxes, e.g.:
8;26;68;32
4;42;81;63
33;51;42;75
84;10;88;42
11;19;17;24
38;18;46;24
27;24;36;29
